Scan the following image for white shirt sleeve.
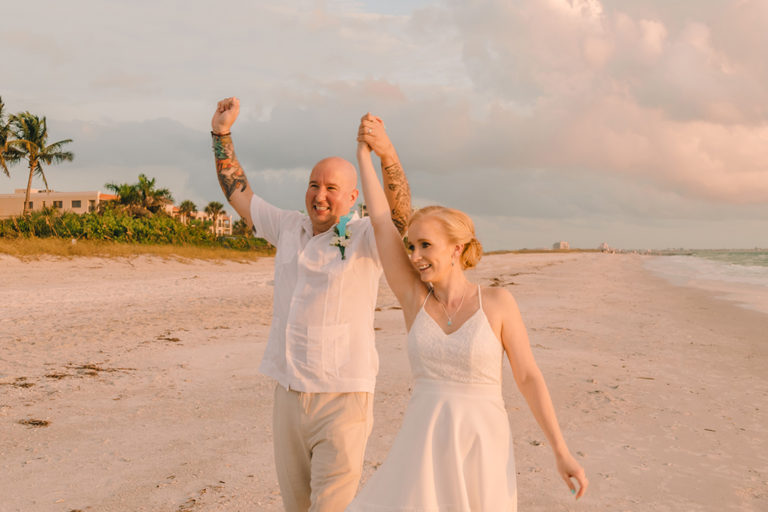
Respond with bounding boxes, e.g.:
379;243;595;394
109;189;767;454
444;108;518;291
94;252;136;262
361;217;382;267
249;194;296;246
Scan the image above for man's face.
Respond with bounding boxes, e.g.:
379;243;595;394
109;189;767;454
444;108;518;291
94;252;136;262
305;157;359;235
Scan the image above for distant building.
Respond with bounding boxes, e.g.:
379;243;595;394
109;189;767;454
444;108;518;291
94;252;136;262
163;204;233;236
0;189;232;236
0;189;116;218
193;211;232;237
599;242;611;252
553;241;570;250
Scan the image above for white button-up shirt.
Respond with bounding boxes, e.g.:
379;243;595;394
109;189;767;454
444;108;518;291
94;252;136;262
250;194;383;393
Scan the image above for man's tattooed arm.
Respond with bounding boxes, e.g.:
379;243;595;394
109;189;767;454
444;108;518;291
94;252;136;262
381;160;412;235
213;133;250;200
212;133;253;223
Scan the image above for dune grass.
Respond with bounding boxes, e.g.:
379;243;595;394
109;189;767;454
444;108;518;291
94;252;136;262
0;237;273;262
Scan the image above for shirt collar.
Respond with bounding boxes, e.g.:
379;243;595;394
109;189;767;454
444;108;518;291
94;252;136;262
301;210;361;237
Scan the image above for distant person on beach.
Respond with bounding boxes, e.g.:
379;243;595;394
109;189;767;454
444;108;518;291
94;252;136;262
210;97;411;512
346;138;589;510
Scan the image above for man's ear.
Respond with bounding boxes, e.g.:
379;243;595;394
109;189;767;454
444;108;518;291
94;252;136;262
351;189;360;203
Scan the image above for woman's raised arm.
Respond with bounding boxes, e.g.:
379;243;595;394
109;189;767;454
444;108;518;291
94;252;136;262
357;142;426;317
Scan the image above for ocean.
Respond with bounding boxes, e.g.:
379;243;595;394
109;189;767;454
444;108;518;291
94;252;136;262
644;250;768;315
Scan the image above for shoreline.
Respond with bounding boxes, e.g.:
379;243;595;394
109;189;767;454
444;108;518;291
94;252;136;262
644;253;768;315
1;253;766;511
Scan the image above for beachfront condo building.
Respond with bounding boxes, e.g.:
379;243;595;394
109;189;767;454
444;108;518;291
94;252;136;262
164;204;233;237
0;189;116;218
165;204;233;236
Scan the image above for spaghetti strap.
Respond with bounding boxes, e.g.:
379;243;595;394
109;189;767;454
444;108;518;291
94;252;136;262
477;284;483;308
421;288;433;309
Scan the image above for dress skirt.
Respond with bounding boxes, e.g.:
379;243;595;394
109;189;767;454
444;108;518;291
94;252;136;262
347;378;517;511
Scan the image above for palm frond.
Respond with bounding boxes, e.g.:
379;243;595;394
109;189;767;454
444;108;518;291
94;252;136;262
36;163;50;190
44;138;74;152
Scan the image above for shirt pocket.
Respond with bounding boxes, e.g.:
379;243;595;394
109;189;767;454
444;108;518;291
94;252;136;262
285;324;322;374
307;324;351;377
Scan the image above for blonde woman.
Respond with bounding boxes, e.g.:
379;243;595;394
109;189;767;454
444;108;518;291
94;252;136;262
347;133;588;511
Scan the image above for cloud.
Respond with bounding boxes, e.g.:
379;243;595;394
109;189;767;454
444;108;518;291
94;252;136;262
435;0;768;205
90;73;159;95
3;0;767;249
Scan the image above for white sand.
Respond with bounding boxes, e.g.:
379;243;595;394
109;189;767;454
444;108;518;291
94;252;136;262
1;252;766;511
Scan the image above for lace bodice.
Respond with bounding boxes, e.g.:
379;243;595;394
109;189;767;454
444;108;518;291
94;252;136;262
407;287;504;385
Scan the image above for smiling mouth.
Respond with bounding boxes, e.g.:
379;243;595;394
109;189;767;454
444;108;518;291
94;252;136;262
313;205;330;213
417;263;431;272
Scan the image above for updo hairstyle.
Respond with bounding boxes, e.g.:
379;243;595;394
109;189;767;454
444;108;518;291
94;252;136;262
407;205;483;269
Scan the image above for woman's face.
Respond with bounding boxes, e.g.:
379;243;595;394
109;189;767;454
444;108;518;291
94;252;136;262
406;216;459;282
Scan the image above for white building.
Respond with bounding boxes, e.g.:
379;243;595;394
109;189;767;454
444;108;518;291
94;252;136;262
0;189;117;218
553;241;570;250
191;210;233;237
164;204;233;236
1;188;233;236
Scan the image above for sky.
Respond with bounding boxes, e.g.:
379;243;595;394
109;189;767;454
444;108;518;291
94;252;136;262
2;0;767;250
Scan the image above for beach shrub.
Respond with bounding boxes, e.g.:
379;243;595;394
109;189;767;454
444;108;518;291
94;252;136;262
0;207;272;252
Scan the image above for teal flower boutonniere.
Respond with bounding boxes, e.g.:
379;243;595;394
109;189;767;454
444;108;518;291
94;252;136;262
330;213;353;259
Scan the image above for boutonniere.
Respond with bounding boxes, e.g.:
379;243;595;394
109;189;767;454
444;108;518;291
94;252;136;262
330;213;353;259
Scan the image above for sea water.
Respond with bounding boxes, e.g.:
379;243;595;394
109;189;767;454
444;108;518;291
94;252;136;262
644;251;768;315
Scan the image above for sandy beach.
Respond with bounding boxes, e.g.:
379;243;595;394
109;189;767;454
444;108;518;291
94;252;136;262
1;251;766;512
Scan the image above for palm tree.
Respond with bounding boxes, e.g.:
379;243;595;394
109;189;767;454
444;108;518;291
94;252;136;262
136;173;173;214
8;112;74;215
178;200;197;224
104;174;174;216
205;201;224;235
0;97;22;178
232;218;251;236
104;181;141;207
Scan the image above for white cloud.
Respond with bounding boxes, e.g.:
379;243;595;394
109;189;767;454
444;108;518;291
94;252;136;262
3;0;767;248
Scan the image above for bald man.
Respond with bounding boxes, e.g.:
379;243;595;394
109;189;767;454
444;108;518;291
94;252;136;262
210;98;411;512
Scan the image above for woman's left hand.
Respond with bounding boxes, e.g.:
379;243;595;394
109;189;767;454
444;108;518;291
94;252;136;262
556;451;589;499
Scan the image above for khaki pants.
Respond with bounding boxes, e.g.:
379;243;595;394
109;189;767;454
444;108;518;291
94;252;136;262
273;384;374;512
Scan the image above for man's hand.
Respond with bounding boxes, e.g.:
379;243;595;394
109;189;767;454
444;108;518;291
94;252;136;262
357;113;397;167
212;97;240;134
357;112;411;234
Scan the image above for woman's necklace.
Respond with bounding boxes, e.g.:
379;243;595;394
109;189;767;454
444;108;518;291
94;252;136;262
433;285;466;326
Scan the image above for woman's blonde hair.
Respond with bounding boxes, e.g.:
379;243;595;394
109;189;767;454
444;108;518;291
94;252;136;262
407;205;483;269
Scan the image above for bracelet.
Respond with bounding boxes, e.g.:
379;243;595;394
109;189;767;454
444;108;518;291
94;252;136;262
211;130;231;137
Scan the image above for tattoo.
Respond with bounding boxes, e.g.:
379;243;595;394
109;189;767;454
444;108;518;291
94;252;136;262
382;161;412;235
212;133;249;200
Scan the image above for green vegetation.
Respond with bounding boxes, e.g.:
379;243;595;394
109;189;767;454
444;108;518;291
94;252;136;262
105;173;173;216
0;97;16;177
204;200;224;229
1;97;268;260
178;200;198;224
0;207;273;259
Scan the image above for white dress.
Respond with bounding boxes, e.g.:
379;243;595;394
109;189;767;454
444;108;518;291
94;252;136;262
348;287;517;511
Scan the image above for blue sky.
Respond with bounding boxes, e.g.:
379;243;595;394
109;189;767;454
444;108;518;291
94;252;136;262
3;0;767;250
